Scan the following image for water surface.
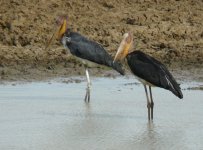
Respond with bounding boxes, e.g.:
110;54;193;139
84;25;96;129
0;77;203;150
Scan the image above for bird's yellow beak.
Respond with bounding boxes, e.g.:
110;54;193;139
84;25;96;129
45;16;68;50
56;19;67;40
113;32;133;62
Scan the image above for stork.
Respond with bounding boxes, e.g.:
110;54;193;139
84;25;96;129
113;32;183;120
45;16;124;102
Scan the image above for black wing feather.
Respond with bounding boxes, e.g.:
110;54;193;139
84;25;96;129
127;51;183;99
62;31;124;75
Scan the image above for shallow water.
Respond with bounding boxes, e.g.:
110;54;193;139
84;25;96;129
0;77;203;150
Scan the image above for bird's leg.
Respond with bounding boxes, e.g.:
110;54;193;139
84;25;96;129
84;68;91;102
144;85;151;120
149;86;154;120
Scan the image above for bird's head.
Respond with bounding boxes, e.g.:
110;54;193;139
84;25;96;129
56;15;68;40
45;15;68;50
113;32;133;62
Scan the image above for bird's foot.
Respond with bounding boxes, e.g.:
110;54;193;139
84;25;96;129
147;103;151;121
84;86;90;103
150;102;154;120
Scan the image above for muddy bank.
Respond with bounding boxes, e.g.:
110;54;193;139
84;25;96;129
0;63;203;84
0;0;203;81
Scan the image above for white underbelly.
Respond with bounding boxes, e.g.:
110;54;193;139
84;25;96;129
135;76;155;87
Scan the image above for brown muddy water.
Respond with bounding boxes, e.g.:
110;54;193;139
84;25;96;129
0;76;203;150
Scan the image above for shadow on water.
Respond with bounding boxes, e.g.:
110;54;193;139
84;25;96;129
0;77;203;150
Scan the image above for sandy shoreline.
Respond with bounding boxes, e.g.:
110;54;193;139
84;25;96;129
0;63;203;84
0;0;203;83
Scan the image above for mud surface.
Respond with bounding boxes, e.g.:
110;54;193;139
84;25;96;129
0;0;203;81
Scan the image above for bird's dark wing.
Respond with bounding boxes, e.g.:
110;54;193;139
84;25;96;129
62;31;124;75
127;50;183;98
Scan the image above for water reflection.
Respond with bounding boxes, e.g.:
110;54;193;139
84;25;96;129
0;77;203;150
134;122;161;150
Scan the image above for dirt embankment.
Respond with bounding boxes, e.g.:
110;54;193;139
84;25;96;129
0;0;203;81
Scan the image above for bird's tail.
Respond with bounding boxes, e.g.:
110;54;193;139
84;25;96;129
171;87;183;99
111;61;125;75
169;83;183;99
160;65;183;99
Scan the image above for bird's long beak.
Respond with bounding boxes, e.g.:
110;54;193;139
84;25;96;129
45;17;68;50
113;32;133;62
56;18;67;40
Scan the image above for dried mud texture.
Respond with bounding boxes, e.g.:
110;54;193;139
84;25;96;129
0;0;203;81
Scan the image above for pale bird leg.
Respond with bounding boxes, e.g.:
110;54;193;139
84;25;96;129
144;85;151;120
84;68;91;102
149;86;154;120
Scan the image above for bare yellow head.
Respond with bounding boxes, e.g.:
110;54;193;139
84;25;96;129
113;32;133;62
56;15;68;40
45;16;68;50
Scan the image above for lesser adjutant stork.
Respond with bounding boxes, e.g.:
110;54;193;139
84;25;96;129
113;32;183;120
45;16;124;102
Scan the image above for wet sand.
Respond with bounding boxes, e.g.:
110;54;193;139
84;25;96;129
0;76;203;150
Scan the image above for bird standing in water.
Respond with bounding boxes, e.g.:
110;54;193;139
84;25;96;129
113;32;183;120
45;16;124;102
